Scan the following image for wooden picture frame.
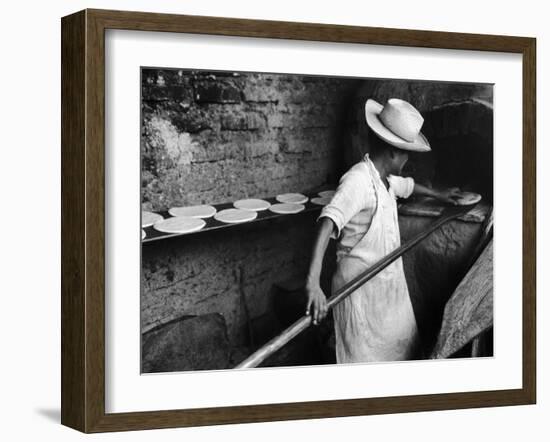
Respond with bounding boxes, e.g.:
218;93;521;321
61;8;536;433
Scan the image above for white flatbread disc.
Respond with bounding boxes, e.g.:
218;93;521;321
318;190;336;199
153;216;206;234
142;229;146;240
142;211;163;228
455;191;482;206
233;198;271;211
214;208;258;224
269;203;305;214
311;196;332;206
168;205;217;218
276;193;309;204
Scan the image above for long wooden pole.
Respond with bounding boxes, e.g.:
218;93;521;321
234;204;474;369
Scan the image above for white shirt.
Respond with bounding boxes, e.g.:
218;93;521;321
319;155;414;245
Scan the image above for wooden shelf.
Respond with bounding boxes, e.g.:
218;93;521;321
142;195;324;244
142;194;491;245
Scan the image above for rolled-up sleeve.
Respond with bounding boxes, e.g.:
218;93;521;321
388;175;415;199
318;168;373;239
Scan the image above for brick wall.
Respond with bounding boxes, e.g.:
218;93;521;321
141;212;326;346
141;69;357;367
141;69;361;211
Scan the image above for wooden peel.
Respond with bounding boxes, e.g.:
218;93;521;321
234;203;478;369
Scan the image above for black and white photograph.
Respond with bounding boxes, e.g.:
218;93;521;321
2;0;545;438
140;67;494;373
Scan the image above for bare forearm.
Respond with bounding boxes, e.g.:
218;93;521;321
306;217;334;287
414;183;462;205
305;217;334;324
413;182;438;198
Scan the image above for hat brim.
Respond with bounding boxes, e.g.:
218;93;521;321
365;99;431;152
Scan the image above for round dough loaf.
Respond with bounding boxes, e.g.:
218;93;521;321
168;205;217;218
455;191;482;206
269;203;305;214
318;190;335;199
142;211;163;228
233;199;271;211
276;193;309;204
214;208;258;224
153;216;206;234
311;196;332;206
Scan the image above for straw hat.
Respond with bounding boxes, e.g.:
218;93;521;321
365;98;431;152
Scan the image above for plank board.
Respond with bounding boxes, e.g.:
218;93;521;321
431;239;493;358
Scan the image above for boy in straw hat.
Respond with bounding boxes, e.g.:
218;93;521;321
306;98;462;363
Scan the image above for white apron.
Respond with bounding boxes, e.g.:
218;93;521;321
332;159;419;363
